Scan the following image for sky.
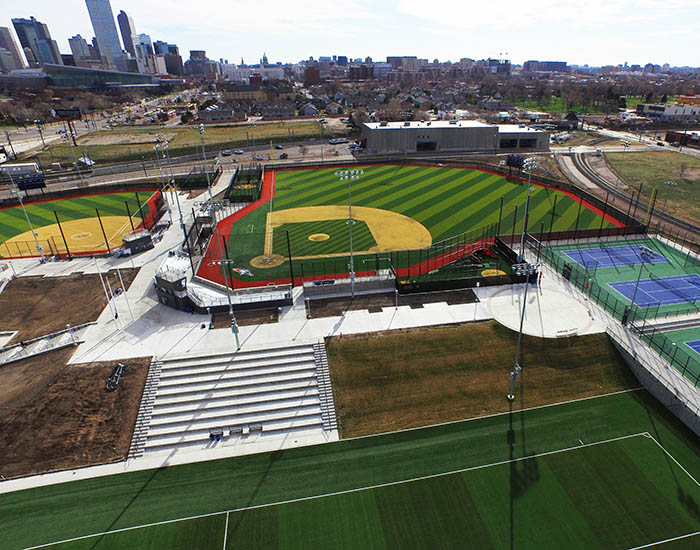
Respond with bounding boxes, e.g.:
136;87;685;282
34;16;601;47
4;0;700;67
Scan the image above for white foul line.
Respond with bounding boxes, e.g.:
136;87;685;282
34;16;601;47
628;530;700;550
222;511;229;550
22;432;647;550
644;432;700;488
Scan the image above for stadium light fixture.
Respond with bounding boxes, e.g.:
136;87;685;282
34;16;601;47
335;169;364;298
6;169;44;262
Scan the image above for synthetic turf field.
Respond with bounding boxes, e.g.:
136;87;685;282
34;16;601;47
211;165;619;286
0;191;156;257
271;219;377;257
4;389;699;549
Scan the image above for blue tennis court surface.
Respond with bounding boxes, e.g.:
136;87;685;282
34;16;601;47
685;340;700;356
562;245;667;269
609;274;700;307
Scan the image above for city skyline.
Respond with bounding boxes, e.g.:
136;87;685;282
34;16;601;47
2;0;699;68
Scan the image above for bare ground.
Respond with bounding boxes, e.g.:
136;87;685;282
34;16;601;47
327;321;640;438
0;349;150;479
0;269;138;343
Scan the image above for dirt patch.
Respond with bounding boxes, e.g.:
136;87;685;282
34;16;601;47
1;216;135;257
268;206;432;255
0;350;150;478
0;269;138;343
308;289;478;318
211;308;279;328
250;254;285;268
327;321;640;438
79;132;176;146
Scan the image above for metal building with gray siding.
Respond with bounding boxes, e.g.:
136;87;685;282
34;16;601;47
361;121;549;155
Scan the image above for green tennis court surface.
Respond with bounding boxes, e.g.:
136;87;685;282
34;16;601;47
5;389;699;550
546;237;700;320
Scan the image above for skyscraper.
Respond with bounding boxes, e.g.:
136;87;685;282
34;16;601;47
11;17;62;65
85;0;125;69
117;10;136;57
0;27;25;70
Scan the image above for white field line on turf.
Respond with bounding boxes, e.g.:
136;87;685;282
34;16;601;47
628;530;700;550
644;432;700;488
222;511;229;550
343;386;645;444
23;432;647;550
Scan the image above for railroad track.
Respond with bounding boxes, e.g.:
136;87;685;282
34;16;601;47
572;152;700;238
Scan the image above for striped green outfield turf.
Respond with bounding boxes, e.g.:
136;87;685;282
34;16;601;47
3;389;699;549
221;165;616;283
271;219;376;257
0;192;155;244
272;165;614;242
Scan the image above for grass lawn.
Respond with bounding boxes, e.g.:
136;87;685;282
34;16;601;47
219;165;618;284
31;122;348;166
326;322;639;438
604;150;700;222
0;191;154;244
272;219;376;257
3;389;699;549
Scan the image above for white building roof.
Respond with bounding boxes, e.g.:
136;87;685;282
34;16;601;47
496;124;544;134
364;120;491;130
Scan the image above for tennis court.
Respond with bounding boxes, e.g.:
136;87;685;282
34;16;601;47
562;244;667;269
610;274;700;307
685;339;700;356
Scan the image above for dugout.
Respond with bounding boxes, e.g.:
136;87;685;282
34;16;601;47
122;229;154;255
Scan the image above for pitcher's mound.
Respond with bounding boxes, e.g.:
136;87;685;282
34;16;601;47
250;254;285;268
308;233;330;242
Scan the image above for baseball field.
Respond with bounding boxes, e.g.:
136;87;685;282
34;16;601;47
2;389;699;549
198;164;622;287
0;191;159;258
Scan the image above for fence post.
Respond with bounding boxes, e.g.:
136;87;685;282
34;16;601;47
95;208;111;254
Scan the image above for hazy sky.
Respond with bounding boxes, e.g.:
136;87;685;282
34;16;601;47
4;0;699;67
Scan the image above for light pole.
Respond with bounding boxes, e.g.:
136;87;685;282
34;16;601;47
518;157;539;261
6;169;44;262
319;120;325;164
335;169;363;298
34;120;46;148
624;247;654;326
507;261;540;402
616;139;630;188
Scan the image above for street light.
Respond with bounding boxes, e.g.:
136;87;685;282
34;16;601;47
623;247;654;326
616;139;630;188
507;261;540;402
335;169;364;298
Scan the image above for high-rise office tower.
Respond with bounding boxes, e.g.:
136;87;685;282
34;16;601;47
117;10;136;57
0;27;25;70
85;0;125;69
11;17;62;65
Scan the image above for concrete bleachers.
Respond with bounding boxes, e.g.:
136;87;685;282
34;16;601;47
129;341;338;459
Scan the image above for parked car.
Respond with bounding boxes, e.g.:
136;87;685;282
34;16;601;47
234;150;244;154
657;141;665;147
253;154;264;160
279;152;288;159
221;150;232;156
274;144;284;150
